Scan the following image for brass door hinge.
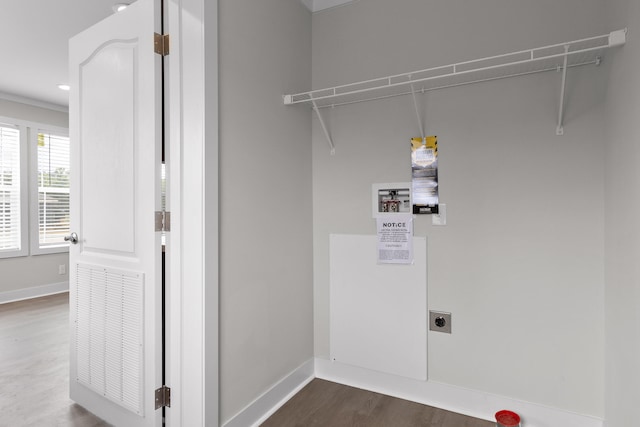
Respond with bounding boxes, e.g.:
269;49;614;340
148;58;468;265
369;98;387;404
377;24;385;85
155;385;171;409
155;211;171;232
154;33;170;56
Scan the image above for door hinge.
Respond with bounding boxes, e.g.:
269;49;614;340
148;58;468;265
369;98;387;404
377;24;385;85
155;385;171;409
155;211;171;232
154;33;170;56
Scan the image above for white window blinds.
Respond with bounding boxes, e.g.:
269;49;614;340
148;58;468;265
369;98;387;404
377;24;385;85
37;132;70;247
0;125;22;252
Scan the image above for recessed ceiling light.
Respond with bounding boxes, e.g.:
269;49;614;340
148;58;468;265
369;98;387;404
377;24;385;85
58;84;70;91
112;3;130;12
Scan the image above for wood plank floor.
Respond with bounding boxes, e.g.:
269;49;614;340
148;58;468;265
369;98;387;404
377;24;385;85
2;293;495;427
261;379;495;427
0;293;111;427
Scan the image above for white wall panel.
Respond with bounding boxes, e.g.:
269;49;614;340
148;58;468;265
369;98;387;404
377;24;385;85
218;0;313;423
330;234;427;380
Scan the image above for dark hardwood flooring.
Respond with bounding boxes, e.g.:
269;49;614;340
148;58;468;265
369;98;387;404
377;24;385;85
2;293;494;427
0;293;110;427
261;379;495;427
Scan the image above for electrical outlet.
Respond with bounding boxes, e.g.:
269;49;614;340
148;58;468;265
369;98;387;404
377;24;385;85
429;311;452;333
58;264;66;275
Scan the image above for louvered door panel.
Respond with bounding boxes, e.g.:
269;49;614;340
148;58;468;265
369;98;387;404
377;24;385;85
74;263;144;415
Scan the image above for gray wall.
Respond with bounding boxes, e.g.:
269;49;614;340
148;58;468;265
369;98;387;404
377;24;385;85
218;0;313;423
0;99;69;296
604;0;640;425
312;0;609;417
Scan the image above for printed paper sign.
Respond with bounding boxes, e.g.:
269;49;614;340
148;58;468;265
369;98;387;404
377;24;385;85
376;214;413;264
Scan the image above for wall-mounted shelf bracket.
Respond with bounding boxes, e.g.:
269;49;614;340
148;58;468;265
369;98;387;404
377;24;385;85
554;29;626;135
556;45;570;136
311;99;335;155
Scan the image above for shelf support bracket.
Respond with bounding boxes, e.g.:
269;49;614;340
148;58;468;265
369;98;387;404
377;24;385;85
556;45;570;136
312;99;335;155
410;80;425;141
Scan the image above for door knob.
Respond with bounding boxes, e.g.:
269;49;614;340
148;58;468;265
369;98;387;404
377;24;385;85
64;232;79;244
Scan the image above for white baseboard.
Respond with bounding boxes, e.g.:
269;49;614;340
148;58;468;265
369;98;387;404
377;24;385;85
221;357;603;427
0;281;69;304
315;357;603;427
223;358;315;427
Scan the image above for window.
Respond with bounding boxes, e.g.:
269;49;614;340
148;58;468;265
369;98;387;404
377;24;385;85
32;131;70;253
0;118;69;258
0;123;27;258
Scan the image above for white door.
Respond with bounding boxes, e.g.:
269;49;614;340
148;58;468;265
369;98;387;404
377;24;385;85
68;0;163;425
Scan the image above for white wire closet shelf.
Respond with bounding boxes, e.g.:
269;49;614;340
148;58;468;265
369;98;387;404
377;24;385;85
285;29;626;154
284;29;626;109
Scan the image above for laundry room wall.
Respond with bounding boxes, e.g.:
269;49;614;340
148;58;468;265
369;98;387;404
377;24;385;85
603;0;640;425
312;0;608;418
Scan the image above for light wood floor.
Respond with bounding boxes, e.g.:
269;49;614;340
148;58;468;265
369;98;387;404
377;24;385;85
262;379;495;427
0;293;110;427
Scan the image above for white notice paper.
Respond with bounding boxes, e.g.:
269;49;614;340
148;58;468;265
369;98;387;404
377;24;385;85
376;214;413;264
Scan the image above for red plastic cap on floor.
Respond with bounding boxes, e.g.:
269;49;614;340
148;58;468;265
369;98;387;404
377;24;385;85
495;410;521;426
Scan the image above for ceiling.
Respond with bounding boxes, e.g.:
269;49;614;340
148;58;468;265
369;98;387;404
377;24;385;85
0;0;122;110
0;0;353;111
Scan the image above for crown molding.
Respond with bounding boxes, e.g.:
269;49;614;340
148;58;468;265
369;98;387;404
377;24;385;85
301;0;356;13
0;92;68;113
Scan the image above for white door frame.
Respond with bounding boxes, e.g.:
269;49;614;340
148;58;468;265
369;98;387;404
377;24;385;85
166;0;219;426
